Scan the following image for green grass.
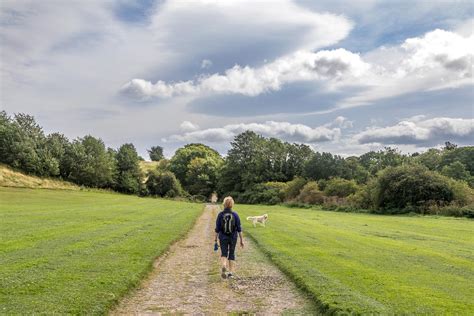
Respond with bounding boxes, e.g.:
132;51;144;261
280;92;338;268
0;187;203;314
237;205;474;314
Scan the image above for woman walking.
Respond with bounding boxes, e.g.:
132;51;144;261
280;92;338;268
214;196;244;279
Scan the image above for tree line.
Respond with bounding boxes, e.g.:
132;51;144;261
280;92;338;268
1;111;473;216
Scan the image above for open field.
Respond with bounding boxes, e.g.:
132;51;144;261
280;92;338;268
0;187;202;314
0;164;79;190
238;205;474;314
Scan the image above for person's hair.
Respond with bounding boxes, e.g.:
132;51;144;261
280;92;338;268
223;196;234;209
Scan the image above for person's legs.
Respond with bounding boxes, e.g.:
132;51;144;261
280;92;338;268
227;238;237;276
220;256;228;270
219;238;230;278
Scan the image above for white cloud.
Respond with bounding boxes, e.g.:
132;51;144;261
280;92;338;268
342;28;473;108
201;59;212;69
180;121;200;132
121;48;369;99
164;120;342;143
354;116;474;144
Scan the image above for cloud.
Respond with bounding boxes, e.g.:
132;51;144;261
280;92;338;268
180;121;200;132
164;119;345;143
201;59;212;69
121;48;369;99
342;28;473;108
354;116;474;145
122;25;472;112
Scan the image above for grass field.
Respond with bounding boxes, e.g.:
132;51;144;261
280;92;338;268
0;187;202;314
238;205;474;314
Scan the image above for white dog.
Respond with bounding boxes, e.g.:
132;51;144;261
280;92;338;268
246;214;268;227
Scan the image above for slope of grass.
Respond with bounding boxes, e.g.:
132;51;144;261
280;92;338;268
139;161;159;174
0;164;79;190
0;187;202;314
237;205;474;314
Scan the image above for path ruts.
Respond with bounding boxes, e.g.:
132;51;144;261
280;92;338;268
111;205;317;315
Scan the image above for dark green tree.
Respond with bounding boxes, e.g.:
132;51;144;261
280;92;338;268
115;143;142;194
148;145;164;161
170;143;223;194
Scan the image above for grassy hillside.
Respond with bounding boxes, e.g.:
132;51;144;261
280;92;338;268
0;164;79;190
0;188;202;314
139;161;159;174
238;205;474;314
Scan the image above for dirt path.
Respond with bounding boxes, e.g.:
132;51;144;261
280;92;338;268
111;205;317;315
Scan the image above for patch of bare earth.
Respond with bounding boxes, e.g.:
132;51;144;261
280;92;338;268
111;205;317;315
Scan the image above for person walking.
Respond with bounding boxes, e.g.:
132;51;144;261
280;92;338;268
214;196;244;279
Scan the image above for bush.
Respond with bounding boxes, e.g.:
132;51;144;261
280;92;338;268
237;183;282;205
295;181;325;205
265;181;288;201
283;177;307;200
374;165;455;213
324;178;359;197
146;170;184;197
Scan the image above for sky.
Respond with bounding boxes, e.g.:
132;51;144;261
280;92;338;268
1;0;473;159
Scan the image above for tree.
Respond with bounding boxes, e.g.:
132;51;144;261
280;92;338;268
115;143;142;194
218;131;266;194
146;170;183;197
441;161;470;181
374;165;454;212
64;136;116;188
186;156;223;197
284;143;314;180
324;178;359;197
148;145;164;161
170;143;223;194
359;147;406;175
303;152;347;180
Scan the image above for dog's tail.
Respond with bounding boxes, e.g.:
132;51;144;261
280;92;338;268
246;216;252;220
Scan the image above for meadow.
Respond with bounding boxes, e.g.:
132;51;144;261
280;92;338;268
238;205;474;314
0;187;202;314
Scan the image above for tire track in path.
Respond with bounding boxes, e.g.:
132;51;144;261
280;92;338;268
111;205;317;315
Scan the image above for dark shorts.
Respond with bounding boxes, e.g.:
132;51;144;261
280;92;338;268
219;237;237;260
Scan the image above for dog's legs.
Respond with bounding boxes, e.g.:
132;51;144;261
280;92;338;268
252;219;257;227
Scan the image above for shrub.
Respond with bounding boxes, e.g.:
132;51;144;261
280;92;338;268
295;181;325;205
374;165;455;212
237;183;282;205
283;177;307;200
146;170;184;197
324;178;359;197
265;181;288;201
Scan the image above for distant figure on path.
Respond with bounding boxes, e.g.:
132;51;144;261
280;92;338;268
210;192;218;204
214;196;244;279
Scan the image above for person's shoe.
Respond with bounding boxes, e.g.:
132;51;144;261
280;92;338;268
227;272;234;279
221;267;227;279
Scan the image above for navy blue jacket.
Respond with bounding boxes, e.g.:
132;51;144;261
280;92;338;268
215;208;242;239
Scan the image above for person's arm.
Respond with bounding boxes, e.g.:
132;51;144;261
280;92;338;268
215;213;221;243
235;213;244;248
238;231;244;248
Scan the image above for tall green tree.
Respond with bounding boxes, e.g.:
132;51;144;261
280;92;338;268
115;143;142;194
169;143;223;194
64;136;116;188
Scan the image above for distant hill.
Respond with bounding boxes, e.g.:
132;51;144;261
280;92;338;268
0;164;79;190
139;161;159;174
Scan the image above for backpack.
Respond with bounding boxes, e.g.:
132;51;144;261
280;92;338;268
222;211;235;235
